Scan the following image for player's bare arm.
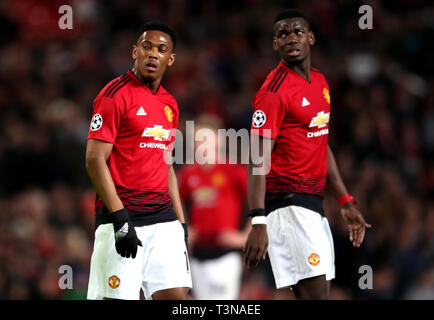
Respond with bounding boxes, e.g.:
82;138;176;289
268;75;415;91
327;145;371;247
168;164;186;223
218;223;252;249
168;164;189;250
243;136;275;269
85;139;123;212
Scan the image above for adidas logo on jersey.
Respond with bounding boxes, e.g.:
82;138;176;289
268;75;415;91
302;97;310;107
136;106;147;116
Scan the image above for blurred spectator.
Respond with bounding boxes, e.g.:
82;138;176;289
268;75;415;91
177;114;249;300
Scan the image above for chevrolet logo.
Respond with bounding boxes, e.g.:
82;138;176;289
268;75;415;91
142;125;170;141
309;111;330;128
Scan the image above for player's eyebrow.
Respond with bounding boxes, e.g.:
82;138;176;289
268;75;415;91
275;20;309;33
141;39;169;46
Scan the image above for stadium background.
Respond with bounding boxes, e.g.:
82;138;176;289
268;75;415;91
0;0;433;299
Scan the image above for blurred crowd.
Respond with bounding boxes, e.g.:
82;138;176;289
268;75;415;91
0;0;433;299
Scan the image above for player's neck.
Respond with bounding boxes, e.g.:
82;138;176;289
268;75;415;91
282;59;311;83
132;68;161;93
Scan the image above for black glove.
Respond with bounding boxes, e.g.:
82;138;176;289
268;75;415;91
181;222;188;250
111;208;142;258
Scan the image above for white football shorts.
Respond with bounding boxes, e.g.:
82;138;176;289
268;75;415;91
266;205;335;288
190;251;242;300
87;220;192;300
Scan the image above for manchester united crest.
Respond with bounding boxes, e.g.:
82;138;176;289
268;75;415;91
108;275;120;289
308;253;320;266
164;105;174;123
323;88;330;104
211;172;225;187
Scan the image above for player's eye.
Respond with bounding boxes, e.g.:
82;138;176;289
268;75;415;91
143;44;152;50
159;46;168;53
279;31;288;38
296;30;304;35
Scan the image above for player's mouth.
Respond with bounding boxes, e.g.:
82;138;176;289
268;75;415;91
145;61;158;72
288;48;301;57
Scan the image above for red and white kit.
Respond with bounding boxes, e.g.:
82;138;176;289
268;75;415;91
179;164;246;299
87;71;192;300
251;62;335;288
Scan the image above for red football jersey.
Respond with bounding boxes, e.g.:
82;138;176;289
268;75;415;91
178;164;246;246
88;70;179;225
251;62;331;198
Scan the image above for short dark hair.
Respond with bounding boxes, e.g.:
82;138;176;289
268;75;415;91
274;9;310;30
135;21;177;49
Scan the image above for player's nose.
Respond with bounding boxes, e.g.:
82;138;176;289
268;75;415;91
287;34;298;44
147;47;159;59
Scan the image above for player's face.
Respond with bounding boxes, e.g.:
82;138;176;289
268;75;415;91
194;124;220;163
132;30;176;83
273;18;314;65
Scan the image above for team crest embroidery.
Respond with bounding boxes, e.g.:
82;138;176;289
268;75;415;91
308;253;320;266
164;105;174;123
90;113;103;131
252;110;266;128
323;88;330;104
211;172;225;187
108;275;120;289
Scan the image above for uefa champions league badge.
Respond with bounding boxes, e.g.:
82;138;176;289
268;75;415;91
252;110;266;128
90;113;103;131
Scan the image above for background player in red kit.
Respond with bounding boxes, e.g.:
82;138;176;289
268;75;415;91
86;22;192;300
178;114;249;300
243;9;371;299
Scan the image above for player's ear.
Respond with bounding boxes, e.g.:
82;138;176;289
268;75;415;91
308;31;315;46
273;37;279;51
167;52;176;67
132;44;137;60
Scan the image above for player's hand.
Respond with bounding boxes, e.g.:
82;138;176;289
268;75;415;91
111;208;142;258
242;225;268;269
187;226;197;250
340;203;371;247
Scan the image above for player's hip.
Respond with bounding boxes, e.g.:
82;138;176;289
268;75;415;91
265;205;335;287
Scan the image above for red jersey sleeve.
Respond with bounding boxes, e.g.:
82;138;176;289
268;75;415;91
250;92;285;139
171;103;179;143
88;97;124;144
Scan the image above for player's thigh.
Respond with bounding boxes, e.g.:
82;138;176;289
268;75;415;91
292;275;330;300
87;224;144;300
189;258;209;299
190;252;242;300
152;287;189;300
141;220;192;300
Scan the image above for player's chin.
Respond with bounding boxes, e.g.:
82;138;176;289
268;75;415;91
284;54;304;64
140;69;160;81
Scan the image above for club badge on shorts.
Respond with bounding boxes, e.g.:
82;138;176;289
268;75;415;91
308;253;320;266
108;275;120;289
